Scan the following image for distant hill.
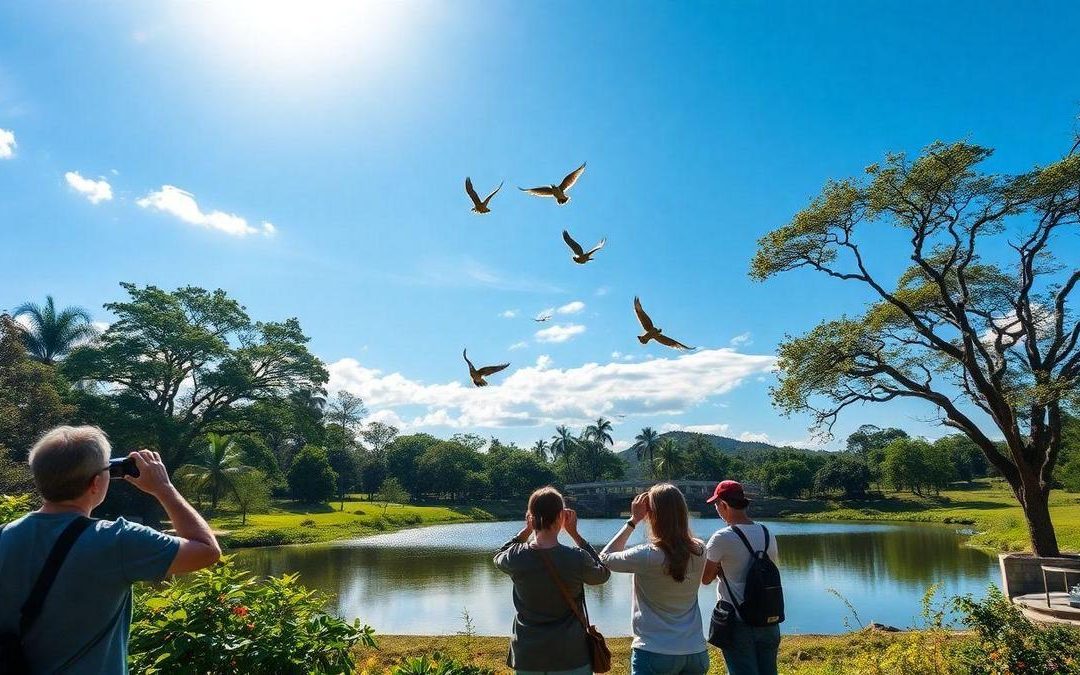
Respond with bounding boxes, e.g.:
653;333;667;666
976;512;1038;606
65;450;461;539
615;431;786;478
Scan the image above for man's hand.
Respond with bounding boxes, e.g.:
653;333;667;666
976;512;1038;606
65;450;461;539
562;508;580;539
630;493;650;525
123;450;175;498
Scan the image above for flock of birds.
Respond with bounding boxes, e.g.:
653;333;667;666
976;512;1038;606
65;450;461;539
462;162;695;387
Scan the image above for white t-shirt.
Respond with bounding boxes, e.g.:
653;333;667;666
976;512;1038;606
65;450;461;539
600;542;707;655
704;523;778;606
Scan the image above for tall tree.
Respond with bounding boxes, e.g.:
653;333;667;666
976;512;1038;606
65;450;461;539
632;427;661;477
0;314;75;458
175;433;253;516
326;391;366;436
532;439;550;462
13;296;97;364
652;438;685;480
584;417;614;448
753;135;1080;555
64;283;327;469
360;421;399;460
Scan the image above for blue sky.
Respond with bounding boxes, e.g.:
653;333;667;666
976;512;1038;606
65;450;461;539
2;2;1079;452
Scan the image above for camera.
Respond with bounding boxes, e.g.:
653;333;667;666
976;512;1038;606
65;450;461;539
108;457;140;480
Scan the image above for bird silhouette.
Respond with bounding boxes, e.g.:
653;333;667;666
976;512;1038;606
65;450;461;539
463;348;510;387
520;162;586;205
465;177;502;214
633;297;695;350
562;230;606;264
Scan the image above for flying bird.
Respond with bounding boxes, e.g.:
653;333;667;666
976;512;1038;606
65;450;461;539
465;177;502;214
520;162;586;205
633;297;695;351
562;230;606;264
534;312;553;322
463;349;510;387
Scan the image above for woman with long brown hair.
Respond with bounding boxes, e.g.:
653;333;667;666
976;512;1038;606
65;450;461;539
494;486;610;674
600;483;708;674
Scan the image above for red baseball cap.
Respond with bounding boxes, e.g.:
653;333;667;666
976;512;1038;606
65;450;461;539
706;480;749;507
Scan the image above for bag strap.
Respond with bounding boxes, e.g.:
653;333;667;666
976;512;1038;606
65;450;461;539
536;548;591;632
730;524;767;557
20;516;93;635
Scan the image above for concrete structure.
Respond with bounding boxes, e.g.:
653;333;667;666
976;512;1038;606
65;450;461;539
564;480;760;517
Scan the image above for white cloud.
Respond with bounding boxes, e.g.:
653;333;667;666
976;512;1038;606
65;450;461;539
595;286;610;297
535;323;586;344
737;431;771;443
0;128;15;159
326;347;775;431
64;171;113;204
660;423;732;436
557;301;585;315
729;332;752;348
611;351;637;362
509;341;528;351
500;309;519;319
136;185;276;237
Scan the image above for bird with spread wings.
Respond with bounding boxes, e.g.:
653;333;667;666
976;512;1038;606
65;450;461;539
633;297;695;350
520;162;586;205
463;348;510;386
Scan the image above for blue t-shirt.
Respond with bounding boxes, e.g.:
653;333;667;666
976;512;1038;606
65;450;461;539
0;511;181;674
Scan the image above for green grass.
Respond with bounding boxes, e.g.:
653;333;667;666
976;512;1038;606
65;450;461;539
210;499;494;548
780;479;1080;552
360;632;967;674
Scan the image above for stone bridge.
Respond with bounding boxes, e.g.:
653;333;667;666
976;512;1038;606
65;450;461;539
565;480;760;518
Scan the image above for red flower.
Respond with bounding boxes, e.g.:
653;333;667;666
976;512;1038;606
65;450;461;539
232;605;249;617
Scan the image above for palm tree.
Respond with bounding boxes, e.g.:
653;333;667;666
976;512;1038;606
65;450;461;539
632;427;661;478
176;433;254;516
532;439;550;462
550;426;578;463
653;438;685;480
13;296;97;364
584;417;614;448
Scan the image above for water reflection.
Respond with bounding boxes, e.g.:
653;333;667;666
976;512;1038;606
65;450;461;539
232;519;997;635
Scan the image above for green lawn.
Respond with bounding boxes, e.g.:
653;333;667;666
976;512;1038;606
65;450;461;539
780;479;1080;553
210;498;494;548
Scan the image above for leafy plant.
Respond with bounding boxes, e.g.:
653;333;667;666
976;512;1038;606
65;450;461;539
0;493;31;524
129;557;375;674
954;585;1080;674
392;652;495;675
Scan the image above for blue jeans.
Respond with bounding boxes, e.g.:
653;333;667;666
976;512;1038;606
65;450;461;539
718;621;780;675
630;648;709;675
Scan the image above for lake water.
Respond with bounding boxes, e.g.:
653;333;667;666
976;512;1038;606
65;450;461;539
232;518;998;636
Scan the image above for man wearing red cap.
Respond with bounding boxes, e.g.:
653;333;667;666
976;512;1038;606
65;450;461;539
701;480;780;675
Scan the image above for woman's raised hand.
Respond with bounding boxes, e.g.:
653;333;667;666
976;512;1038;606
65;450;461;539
562;508;580;538
515;512;535;542
630;493;650;525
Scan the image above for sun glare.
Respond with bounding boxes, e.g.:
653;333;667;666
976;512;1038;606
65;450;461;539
200;1;411;75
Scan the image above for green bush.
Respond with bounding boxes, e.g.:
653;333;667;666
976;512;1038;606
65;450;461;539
954;585;1080;674
217;527;323;548
129;558;375;674
392;652;496;675
287;445;338;504
0;493;31;524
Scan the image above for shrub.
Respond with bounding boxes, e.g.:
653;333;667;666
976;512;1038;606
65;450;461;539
129;558;375;674
954;585;1080;674
0;493;31;524
392;652;496;675
287;445;338;503
299;518;317;527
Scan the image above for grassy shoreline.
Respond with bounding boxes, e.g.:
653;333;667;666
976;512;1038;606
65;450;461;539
359;632;962;675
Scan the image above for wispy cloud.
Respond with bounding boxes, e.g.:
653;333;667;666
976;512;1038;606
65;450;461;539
0;128;15;159
136;185;276;237
395;258;563;294
64;171;113;204
729;332;752;348
500;309;519;319
509;341;528;351
535;323;586;343
327;347;776;430
557;300;585;315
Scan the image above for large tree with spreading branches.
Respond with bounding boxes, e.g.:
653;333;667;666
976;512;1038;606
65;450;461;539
752;132;1080;556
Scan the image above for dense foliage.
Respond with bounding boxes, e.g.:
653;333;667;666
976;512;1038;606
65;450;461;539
129;558;375;674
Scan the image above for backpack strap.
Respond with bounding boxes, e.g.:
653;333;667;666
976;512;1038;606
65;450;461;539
730;523;768;557
20;516;93;636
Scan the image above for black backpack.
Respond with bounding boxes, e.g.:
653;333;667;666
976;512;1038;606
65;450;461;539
0;516;93;675
721;524;785;627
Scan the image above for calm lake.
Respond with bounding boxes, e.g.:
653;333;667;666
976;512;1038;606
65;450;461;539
232;518;998;635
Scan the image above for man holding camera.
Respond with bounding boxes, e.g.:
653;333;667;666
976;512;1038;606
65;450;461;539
0;425;221;674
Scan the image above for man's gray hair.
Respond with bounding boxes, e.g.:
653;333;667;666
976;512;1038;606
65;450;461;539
28;425;112;502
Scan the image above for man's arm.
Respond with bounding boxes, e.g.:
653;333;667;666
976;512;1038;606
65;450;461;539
124;450;221;576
